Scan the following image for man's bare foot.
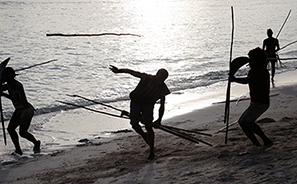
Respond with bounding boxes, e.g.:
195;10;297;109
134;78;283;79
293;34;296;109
33;140;41;153
262;141;273;149
152;122;161;128
11;149;23;156
148;153;155;160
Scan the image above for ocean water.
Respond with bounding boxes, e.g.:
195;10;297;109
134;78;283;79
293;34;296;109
0;0;297;161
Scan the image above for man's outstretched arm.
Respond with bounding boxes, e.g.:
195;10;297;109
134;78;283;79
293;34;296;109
109;65;143;78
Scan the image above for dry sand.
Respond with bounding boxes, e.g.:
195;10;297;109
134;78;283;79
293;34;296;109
1;71;297;184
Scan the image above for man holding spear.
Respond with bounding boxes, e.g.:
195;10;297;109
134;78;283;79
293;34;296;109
0;58;56;152
262;28;280;81
109;65;170;160
1;67;40;155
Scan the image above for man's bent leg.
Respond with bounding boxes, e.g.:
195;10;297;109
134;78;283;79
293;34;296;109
130;102;149;144
249;122;272;146
238;102;269;146
271;61;276;80
132;123;148;144
19;113;38;144
239;121;261;146
19;108;41;153
7;116;22;155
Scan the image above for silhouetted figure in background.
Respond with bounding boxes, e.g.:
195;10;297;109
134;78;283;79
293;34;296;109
1;67;40;155
262;28;280;81
229;48;273;152
109;65;170;160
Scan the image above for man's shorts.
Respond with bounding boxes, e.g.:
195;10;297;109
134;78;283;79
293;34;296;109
238;102;269;123
130;101;154;126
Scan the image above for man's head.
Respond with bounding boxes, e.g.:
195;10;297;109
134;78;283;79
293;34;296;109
248;47;267;67
267;28;273;38
155;69;169;86
2;67;16;82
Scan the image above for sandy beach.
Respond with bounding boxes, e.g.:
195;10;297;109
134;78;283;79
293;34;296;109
1;70;297;184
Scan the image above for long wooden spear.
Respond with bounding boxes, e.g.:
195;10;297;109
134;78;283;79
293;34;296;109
268;10;292;67
161;124;212;137
64;94;212;146
275;10;291;39
15;59;58;72
56;100;130;119
268;57;297;60
224;6;235;144
0;57;10;145
279;40;297;51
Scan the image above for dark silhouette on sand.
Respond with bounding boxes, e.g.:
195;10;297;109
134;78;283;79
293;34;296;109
110;65;170;160
1;67;40;155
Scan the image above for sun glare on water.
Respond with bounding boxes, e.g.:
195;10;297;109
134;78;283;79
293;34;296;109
126;0;189;65
131;0;174;26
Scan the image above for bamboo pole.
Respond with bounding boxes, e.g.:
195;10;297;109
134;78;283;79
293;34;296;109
213;94;279;104
66;94;124;112
56;100;130;119
217;121;238;133
158;126;213;146
268;57;297;61
161;125;212;137
64;94;212;145
224;6;234;144
279;40;297;51
275;10;291;39
0;57;10;145
15;59;58;72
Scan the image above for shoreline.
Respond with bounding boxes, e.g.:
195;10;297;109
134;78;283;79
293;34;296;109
1;70;297;183
164;69;297;122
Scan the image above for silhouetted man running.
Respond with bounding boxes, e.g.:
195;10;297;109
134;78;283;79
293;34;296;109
1;67;40;155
